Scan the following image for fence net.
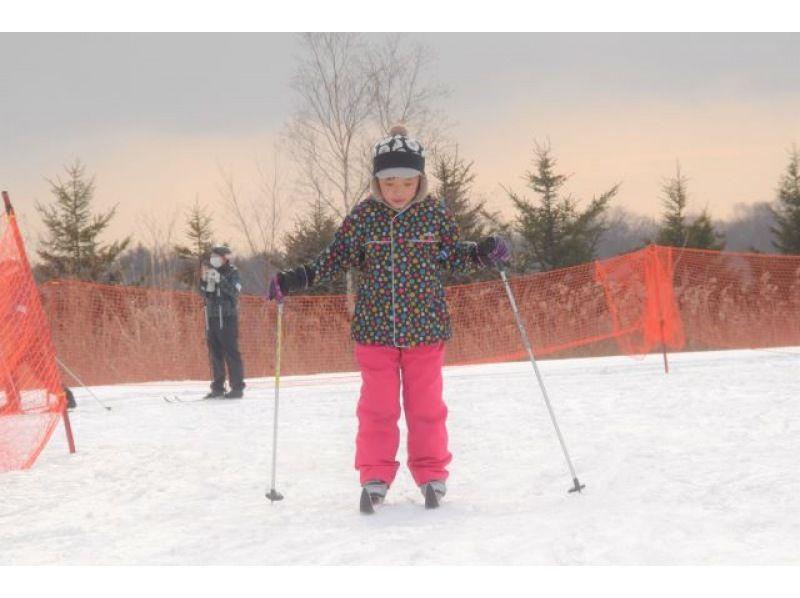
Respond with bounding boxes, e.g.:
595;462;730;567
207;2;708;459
1;197;66;472
36;244;800;389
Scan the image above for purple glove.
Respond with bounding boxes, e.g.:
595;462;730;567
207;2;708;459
267;266;311;301
476;235;511;268
267;272;285;302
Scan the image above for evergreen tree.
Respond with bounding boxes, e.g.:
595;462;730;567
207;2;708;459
433;150;488;241
656;164;724;250
656;166;690;247
282;199;343;294
687;210;725;251
770;146;800;254
36;160;130;282
433;150;507;282
174;200;215;288
508;143;617;272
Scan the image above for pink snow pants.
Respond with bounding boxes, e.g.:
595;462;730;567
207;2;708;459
354;342;452;487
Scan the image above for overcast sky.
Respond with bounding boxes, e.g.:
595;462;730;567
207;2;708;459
2;33;799;251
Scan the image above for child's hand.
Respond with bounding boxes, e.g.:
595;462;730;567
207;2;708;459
476;235;511;268
267;266;312;301
267;272;285;302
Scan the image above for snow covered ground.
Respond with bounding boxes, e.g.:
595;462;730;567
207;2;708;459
2;347;800;565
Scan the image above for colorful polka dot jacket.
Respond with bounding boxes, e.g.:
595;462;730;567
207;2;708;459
307;195;480;347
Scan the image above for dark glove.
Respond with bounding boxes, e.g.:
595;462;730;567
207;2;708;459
267;265;313;301
475;235;511;268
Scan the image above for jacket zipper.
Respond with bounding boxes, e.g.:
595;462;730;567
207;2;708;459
390;215;398;346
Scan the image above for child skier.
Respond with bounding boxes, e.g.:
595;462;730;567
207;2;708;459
268;125;510;511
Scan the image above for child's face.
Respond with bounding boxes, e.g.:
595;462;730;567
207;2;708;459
378;176;419;209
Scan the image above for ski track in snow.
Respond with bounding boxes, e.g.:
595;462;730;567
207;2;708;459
1;348;799;565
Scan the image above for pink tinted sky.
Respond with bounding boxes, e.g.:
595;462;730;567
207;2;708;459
1;33;799;253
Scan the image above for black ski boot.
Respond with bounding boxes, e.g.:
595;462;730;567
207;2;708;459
359;480;388;514
421;480;446;509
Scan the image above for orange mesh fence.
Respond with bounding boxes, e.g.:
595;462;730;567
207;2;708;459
37;244;800;388
40;282;358;383
671;247;800;350
41;263;622;385
1;193;67;473
595;244;684;357
447;260;620;365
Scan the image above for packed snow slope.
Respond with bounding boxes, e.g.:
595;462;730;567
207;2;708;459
2;348;799;565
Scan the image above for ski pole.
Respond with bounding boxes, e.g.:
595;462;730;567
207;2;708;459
499;268;585;494
217;287;222;329
266;299;285;502
56;357;112;411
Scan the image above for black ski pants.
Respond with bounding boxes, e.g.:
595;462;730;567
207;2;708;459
206;315;245;392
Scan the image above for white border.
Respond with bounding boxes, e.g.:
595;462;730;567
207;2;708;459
2;1;800;33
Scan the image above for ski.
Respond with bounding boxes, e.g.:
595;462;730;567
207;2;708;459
163;395;246;404
162;396;207;403
360;486;440;513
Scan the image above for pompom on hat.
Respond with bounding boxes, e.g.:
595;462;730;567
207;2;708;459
372;124;426;179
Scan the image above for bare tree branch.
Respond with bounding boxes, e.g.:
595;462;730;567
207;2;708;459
216;145;288;259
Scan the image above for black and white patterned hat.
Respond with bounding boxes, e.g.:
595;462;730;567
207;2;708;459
372;124;425;179
211;245;233;258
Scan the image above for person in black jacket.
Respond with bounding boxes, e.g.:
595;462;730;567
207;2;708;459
200;245;246;399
